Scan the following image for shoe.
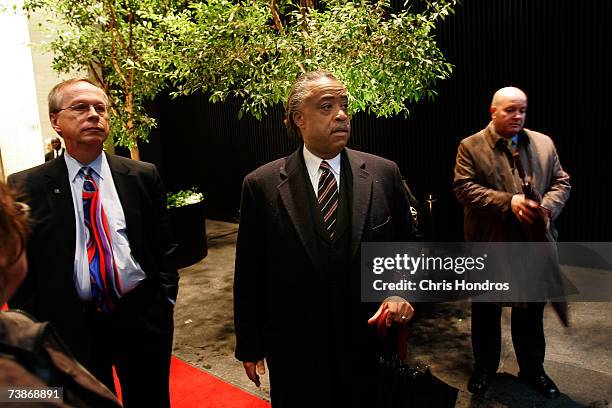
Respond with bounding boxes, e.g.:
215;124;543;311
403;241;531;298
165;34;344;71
467;370;495;394
519;371;560;399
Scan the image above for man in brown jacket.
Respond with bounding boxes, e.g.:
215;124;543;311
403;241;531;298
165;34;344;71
454;87;570;398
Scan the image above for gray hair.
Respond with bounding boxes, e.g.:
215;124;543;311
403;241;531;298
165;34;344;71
285;70;340;139
48;78;108;114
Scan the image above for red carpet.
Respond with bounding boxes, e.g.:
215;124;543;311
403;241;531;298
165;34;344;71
113;357;271;407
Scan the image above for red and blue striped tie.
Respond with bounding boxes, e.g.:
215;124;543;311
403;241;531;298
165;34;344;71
82;167;121;313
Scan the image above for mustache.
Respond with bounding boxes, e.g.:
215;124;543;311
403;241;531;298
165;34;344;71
332;125;350;132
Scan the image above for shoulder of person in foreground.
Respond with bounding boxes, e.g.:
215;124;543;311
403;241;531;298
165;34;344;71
0;310;121;407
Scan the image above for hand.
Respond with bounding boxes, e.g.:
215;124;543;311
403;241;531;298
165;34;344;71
243;360;266;387
511;194;540;224
368;296;414;327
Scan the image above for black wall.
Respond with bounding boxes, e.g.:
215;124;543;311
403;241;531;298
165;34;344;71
141;0;611;241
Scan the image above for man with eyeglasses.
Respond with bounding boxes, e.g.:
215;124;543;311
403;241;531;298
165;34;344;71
8;78;178;407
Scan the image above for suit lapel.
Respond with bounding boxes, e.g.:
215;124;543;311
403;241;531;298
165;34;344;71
346;149;373;257
44;158;76;259
106;153;142;248
278;147;324;272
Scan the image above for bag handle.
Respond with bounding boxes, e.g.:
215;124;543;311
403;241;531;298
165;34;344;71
375;308;409;360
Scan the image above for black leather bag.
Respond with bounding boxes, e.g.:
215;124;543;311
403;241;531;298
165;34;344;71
374;310;458;408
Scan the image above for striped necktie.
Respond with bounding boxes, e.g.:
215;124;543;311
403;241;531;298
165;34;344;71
318;161;339;239
81;167;121;313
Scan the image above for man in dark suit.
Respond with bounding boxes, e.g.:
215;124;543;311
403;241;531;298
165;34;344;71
44;137;65;161
234;71;417;407
8;78;178;407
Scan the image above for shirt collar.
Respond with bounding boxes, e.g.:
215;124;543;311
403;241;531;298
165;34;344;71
485;122;530;150
65;151;105;182
303;145;342;178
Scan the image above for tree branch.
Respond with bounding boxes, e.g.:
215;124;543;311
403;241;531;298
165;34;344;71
127;11;135;93
374;0;388;17
106;0;128;58
106;0;128;85
88;62;106;90
299;0;310;37
296;60;307;74
269;0;284;33
128;11;137;62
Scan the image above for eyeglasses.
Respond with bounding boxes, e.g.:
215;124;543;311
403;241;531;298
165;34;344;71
56;103;108;116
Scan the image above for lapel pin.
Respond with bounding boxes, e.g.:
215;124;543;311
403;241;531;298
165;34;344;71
53;189;61;194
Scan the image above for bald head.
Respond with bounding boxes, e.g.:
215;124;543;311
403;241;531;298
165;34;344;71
491;87;527;107
490;87;528;138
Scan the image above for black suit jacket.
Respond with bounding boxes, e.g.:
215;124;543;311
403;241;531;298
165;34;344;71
8;153;178;363
45;148;65;162
233;147;415;403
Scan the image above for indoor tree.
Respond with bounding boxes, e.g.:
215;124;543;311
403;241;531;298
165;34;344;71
151;0;457;119
24;0;185;159
24;0;456;158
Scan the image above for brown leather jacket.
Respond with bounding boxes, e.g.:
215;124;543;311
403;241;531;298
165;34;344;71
0;310;121;407
454;123;571;242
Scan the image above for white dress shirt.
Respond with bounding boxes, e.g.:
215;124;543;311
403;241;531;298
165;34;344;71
64;152;146;301
302;146;341;197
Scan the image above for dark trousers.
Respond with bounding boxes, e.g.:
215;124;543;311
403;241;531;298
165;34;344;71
471;302;545;376
84;281;174;408
266;335;379;408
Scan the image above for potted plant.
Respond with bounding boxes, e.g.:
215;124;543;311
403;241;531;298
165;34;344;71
167;188;207;269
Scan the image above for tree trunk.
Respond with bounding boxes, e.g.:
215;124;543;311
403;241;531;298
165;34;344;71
125;89;140;161
105;140;116;155
129;145;140;160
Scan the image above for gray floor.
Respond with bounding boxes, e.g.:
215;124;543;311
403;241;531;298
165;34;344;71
173;220;612;407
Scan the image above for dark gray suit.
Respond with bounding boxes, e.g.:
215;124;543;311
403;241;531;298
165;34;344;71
234;146;416;406
8;153;178;407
